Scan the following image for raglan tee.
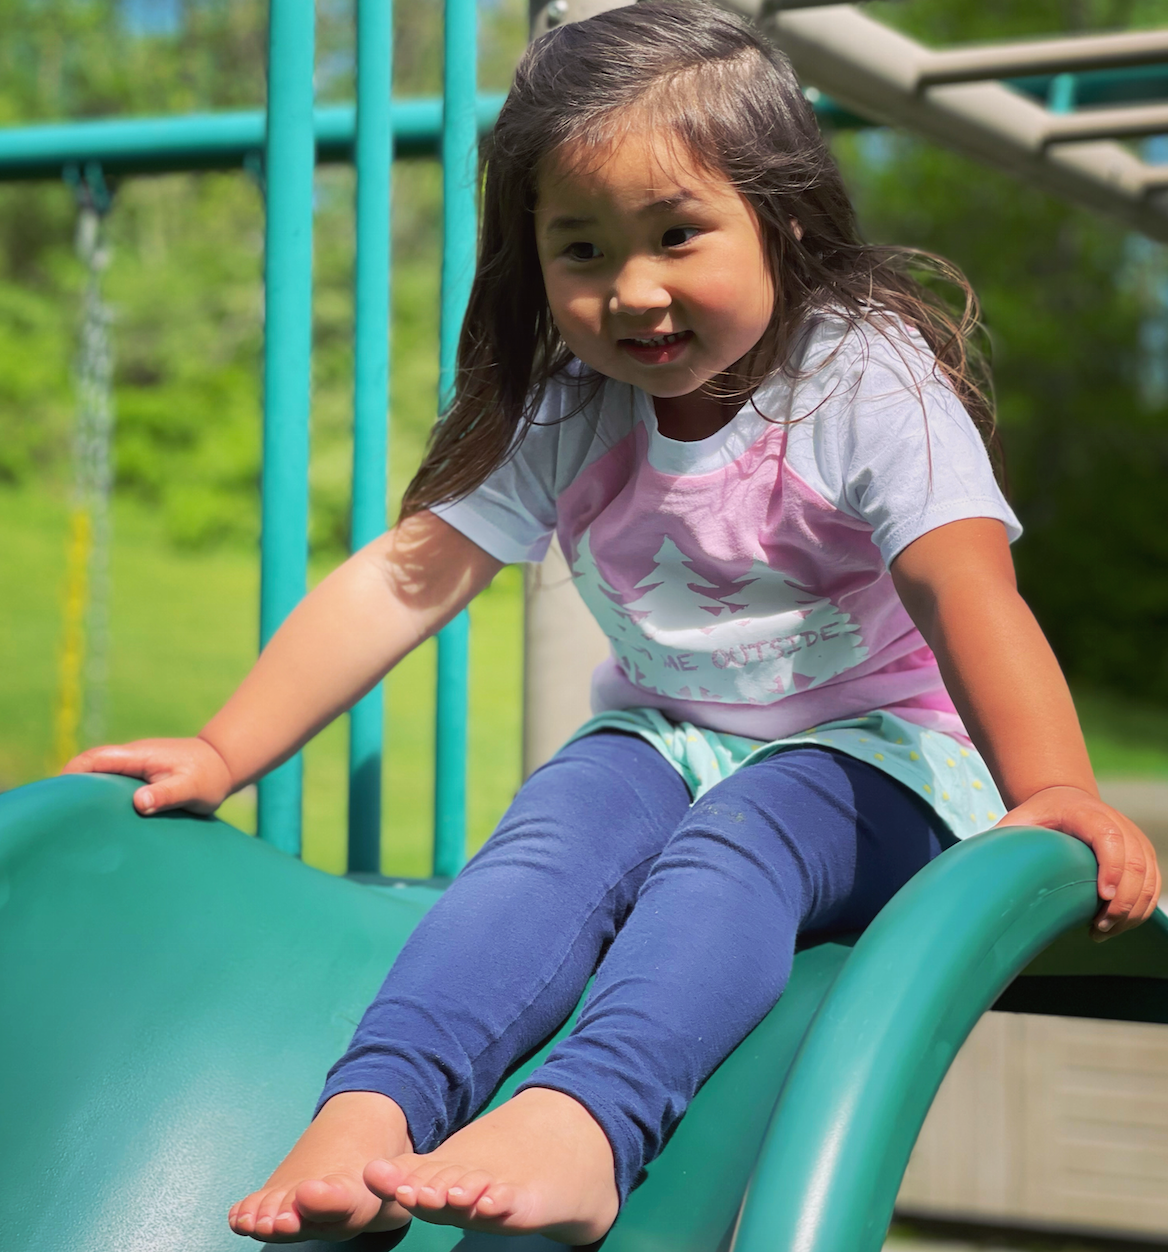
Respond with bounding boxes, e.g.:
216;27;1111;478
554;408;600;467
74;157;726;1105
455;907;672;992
439;314;1018;739
438;316;1020;837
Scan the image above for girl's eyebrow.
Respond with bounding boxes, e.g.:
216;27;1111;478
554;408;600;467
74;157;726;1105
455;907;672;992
545;214;598;234
543;192;706;237
646;191;705;213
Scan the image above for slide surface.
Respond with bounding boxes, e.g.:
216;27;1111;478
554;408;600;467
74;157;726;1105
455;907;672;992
0;775;849;1252
1;774;1164;1252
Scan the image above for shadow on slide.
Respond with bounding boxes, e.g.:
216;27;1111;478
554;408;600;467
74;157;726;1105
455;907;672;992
1;773;1164;1252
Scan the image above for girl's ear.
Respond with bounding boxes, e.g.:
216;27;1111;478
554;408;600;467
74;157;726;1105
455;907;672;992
790;218;804;241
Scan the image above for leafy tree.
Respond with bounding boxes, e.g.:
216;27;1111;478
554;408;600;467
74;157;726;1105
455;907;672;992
836;0;1168;701
0;0;524;549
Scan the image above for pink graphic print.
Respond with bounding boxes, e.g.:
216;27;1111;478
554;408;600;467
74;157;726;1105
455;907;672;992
572;530;866;703
560;423;878;708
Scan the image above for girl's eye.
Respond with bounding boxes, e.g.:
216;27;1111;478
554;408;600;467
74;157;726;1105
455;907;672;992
565;241;601;261
662;226;700;248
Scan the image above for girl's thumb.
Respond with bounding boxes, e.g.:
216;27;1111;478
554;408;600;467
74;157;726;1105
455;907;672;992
134;779;194;815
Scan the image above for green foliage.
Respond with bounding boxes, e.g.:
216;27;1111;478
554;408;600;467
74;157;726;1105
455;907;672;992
0;277;73;484
0;0;523;553
100;173;264;545
868;0;1166;42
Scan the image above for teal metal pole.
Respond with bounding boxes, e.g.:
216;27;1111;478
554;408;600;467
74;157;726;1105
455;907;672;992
0;96;508;182
256;0;315;856
347;0;393;875
1048;71;1077;114
433;0;477;878
435;609;470;876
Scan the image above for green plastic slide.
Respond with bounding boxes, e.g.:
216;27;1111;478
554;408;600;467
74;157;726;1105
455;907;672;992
1;773;1165;1252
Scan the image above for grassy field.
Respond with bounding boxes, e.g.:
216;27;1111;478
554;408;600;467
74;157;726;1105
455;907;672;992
7;483;1168;881
0;486;523;877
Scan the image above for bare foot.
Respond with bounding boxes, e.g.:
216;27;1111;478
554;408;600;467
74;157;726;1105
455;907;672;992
363;1087;619;1246
228;1091;413;1243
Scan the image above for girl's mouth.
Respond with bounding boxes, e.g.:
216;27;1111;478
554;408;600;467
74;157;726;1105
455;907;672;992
618;329;693;365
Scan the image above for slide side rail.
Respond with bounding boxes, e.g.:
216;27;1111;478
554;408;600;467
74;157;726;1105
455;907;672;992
732;827;1100;1252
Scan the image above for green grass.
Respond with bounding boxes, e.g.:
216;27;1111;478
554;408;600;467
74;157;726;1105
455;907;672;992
1074;687;1168;780
0;485;523;877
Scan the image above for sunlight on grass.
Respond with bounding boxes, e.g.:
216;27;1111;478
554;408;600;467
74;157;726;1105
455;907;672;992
0;486;522;877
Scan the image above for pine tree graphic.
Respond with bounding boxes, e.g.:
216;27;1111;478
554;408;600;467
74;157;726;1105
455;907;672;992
569;527;634;641
624;536;728;630
570;529;869;704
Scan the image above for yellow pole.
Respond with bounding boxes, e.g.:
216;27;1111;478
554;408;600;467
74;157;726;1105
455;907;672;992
53;506;92;770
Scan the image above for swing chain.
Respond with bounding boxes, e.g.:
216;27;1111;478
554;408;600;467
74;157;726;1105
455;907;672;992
52;162;116;765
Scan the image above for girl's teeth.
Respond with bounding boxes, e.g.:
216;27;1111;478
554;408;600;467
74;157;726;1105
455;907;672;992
631;331;686;346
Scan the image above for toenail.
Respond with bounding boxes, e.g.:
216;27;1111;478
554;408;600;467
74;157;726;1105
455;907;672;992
450;1187;463;1196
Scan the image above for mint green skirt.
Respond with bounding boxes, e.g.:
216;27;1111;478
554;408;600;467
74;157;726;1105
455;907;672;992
570;708;1005;843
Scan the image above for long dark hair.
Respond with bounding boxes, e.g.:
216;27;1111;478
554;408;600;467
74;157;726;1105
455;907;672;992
402;0;995;518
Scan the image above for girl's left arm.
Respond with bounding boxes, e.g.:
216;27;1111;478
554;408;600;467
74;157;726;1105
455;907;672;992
891;517;1162;939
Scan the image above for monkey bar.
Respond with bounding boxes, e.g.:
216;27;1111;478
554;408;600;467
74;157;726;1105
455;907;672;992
0;97;506;182
763;5;1168;242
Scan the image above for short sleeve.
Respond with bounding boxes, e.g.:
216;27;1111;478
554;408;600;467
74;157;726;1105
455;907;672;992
432;367;614;565
812;323;1021;566
434;436;560;565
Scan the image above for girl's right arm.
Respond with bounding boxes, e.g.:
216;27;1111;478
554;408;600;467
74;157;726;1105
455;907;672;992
62;511;503;817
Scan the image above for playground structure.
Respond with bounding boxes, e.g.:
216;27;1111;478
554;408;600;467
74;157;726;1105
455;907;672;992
0;2;1167;1249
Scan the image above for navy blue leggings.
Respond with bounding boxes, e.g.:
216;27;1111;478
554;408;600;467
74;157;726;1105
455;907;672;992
320;732;952;1201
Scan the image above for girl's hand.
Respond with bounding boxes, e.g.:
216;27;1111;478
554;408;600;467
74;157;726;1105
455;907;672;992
997;785;1162;941
61;736;234;817
893;522;1161;941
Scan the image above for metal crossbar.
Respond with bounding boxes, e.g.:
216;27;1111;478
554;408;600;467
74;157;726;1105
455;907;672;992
0;97;507;182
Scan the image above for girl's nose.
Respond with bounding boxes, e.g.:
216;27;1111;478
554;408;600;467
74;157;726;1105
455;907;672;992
608;259;670;317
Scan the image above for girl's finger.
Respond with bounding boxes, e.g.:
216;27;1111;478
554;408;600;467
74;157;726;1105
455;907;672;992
1090;824;1128;902
133;776;208;816
62;742;161;779
61;745;132;775
1126;859;1162;930
1093;843;1151;938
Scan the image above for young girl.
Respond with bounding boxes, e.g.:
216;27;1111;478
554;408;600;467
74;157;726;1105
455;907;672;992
66;2;1161;1245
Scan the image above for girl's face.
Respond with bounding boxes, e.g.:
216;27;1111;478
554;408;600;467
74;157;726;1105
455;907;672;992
535;128;774;402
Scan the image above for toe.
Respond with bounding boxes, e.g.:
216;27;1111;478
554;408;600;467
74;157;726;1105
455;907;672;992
295;1173;363;1225
446;1169;494;1211
271;1206;304;1237
364;1155;411;1200
230;1190;264;1234
412;1164;468;1211
393;1174;425;1208
475;1182;520;1221
389;1157;435;1208
253;1187;295;1237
